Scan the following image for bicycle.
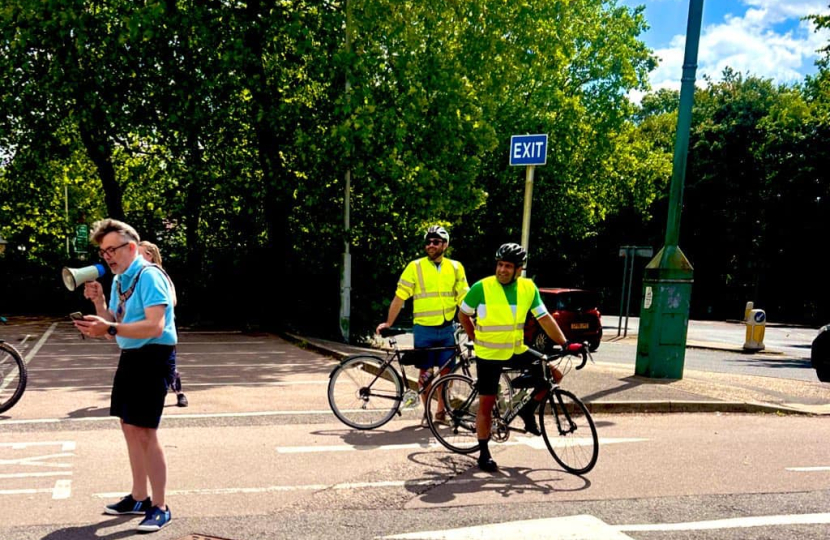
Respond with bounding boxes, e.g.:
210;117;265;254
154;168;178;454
425;344;598;475
327;327;513;430
0;339;27;414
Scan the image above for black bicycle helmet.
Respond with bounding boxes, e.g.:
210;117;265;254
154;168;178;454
495;243;527;266
424;225;450;243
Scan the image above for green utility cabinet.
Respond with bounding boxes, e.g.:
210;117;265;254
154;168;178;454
635;246;694;379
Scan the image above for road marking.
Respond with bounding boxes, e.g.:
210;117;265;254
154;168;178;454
0;409;337;425
52;479;72;499
0;440;75;500
0;471;72;479
0;452;74;468
24;323;57;364
0;479;73;499
277;441;444;453
31;351;288;357
28;362;315;371
40;340;269;346
382;512;830;539
94;474;576;499
786;466;830;472
382;514;634;540
0;441;76;451
29;380;328;390
95;481;420;498
0;335;32;396
618;512;830;531
276;437;646;454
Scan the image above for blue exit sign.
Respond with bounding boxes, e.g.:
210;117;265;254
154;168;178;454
509;134;548;166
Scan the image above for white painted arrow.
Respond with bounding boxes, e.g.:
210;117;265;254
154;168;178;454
381;514;634;540
381;512;830;539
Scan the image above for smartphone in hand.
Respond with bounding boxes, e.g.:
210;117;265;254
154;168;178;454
70;312;86;339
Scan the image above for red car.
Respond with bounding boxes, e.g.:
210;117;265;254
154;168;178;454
524;288;603;352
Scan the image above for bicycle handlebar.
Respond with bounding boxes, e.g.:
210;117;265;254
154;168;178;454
525;343;590;370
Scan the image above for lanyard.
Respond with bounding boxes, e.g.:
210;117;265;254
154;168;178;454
116;268;144;323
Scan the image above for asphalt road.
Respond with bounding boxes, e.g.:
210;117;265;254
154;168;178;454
1;318;829;539
610;315;818;358
601;316;818;383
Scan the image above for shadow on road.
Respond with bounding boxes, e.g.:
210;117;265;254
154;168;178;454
311;425;434;448
66;406;110;418
405;451;592;504
729;356;813;370
39;516;135;540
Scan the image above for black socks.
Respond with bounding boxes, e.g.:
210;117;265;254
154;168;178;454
477;438;498;472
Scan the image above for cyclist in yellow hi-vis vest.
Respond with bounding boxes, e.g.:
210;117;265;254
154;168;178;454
459;243;586;472
376;226;469;427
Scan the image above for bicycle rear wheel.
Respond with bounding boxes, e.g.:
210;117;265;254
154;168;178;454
327;355;403;430
0;342;27;414
426;373;479;454
540;388;598;475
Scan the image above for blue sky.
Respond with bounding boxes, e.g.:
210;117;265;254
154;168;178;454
622;0;830;95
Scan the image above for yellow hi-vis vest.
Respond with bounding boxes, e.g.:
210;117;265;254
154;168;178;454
396;257;466;326
474;276;535;360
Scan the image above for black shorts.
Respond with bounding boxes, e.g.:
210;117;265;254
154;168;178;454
476;351;543;395
110;344;176;429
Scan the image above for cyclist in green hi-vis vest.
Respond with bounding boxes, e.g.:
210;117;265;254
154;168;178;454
377;226;469;427
459;243;586;472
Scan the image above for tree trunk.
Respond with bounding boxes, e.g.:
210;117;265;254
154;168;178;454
242;0;291;328
77;120;125;222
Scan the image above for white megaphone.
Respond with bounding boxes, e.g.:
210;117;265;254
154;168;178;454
62;264;106;291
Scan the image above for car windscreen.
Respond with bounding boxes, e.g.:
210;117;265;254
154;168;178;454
551;291;598;312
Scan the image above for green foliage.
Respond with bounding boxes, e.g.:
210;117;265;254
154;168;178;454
5;0;826;330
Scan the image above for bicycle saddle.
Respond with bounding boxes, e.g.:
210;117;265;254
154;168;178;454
379;327;407;338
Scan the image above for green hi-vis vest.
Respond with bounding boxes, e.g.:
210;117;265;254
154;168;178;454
397;257;463;326
474;276;535;360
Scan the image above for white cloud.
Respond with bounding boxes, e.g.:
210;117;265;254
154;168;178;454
648;1;829;93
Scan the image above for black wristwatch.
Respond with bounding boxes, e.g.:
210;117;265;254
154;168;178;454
107;324;118;336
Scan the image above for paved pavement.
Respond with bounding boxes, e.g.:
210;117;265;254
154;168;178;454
2;314;827;418
288;328;830;416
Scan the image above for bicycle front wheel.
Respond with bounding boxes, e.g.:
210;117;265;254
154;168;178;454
327;355;403;430
540;388;598;475
0;342;27;414
426;373;479;454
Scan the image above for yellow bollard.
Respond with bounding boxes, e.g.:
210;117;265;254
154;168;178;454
743;309;766;351
744;301;754;322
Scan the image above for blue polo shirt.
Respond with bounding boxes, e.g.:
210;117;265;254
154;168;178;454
108;257;178;349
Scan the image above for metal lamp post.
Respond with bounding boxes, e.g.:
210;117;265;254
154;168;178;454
634;0;704;379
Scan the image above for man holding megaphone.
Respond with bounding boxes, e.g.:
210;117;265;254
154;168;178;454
72;218;177;533
62;263;107;291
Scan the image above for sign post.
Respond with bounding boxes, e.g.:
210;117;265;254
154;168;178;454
509;134;547;274
618;246;653;337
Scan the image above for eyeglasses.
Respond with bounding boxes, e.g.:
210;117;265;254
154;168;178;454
98;242;130;259
425;239;444;246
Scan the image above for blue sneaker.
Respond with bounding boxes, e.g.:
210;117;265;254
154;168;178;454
136;506;171;532
104;494;151;515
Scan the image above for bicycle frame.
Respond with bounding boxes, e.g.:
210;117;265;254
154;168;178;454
492;345;590;433
381;332;470;397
